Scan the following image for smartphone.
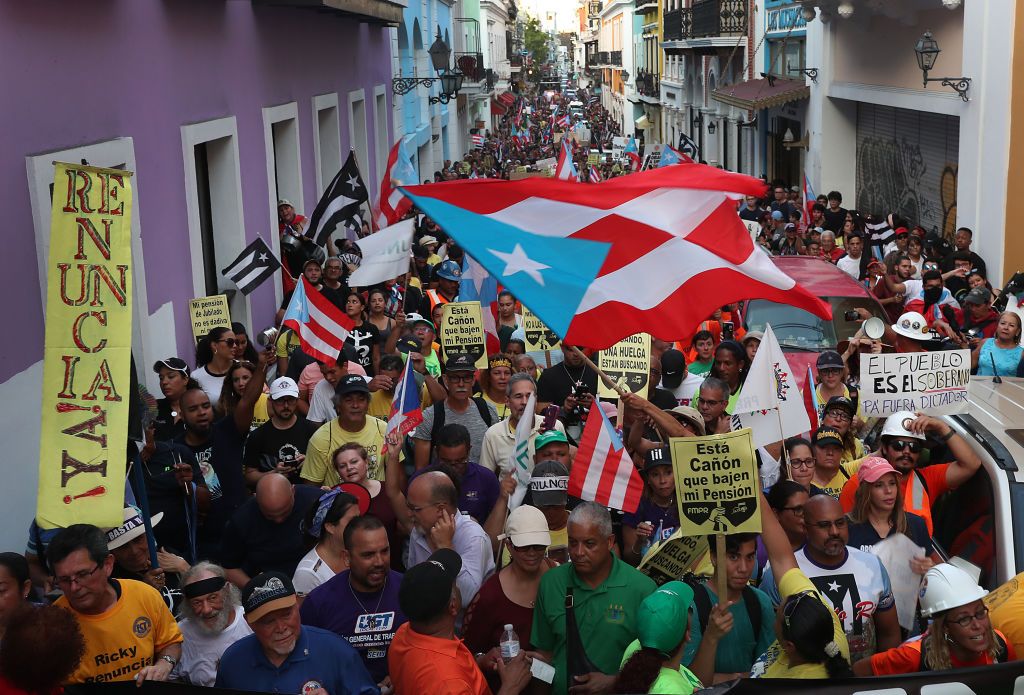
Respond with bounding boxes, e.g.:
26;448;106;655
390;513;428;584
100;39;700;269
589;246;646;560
722;321;735;341
844;310;860;322
541;404;559;431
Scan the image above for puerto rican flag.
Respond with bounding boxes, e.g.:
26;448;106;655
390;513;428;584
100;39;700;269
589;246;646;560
472;134;485;149
624;136;642;172
399;166;831;349
804;364;821;431
282;276;355;362
557;113;571;128
803;173;816;225
554;140;578;181
375;139;418;228
383;356;423;454
460;254;502;355
589;165;602;183
568;402;643;513
658;145;694;167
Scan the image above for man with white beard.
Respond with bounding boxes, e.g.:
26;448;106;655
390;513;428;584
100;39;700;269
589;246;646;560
174;563;252;686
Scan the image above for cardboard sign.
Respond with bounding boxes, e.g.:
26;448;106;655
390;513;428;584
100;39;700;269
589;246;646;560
587;152;600;165
522;307;561;352
460;161;471;173
637;528;709;585
439;301;487;368
743;220;761;242
36;163;134;530
672;429;761;536
597;333;651;399
535;157;557;170
859;350;971;417
189;294;232;340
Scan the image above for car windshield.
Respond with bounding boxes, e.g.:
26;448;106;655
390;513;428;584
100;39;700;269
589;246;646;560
744;297;887;350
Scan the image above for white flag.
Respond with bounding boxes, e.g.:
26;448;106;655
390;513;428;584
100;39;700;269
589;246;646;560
506;391;537;510
731;324;811;447
347;219;415;286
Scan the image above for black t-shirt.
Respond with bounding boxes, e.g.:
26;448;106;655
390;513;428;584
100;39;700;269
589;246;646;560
153;399;185;442
320;283;349;312
537;362;599;421
345;321;381;375
822;207;848;233
133;441;207;557
738;206;763;222
649;387;678;411
219;484;323;577
242;417;320;483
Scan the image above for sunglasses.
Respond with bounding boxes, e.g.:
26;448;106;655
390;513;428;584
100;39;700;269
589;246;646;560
888;440;922;453
218;338;237;347
783;591;815;631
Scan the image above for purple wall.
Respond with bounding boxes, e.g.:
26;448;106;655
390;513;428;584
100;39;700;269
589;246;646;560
0;0;393;381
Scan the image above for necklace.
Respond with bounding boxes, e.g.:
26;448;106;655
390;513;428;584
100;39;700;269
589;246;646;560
348;574;387;615
562;362;585;389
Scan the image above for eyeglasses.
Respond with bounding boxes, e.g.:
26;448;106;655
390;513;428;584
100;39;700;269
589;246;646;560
789;458;814;469
888;440;923;453
698;397;724;407
218;338;237;347
438;456;469;467
949;606;989;628
406;502;441;514
818;368;842;376
783;591;815;630
54;564;102;588
781;505;804;516
825;410;852;422
810;518;848;531
445;374;475;384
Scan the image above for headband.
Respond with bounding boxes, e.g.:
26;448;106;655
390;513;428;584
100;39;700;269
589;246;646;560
307;489;342;538
183;576;226;599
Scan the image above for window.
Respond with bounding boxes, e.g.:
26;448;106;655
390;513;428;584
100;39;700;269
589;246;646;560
312;93;341;195
769;39;805;79
374;86;389;189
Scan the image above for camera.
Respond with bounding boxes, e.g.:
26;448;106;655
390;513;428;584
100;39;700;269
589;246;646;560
844;310;860;322
257;327;279;347
279;444;300;464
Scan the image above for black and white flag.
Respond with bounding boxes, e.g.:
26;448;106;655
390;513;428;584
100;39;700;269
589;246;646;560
306;151;370;246
221;237;281;295
678;132;700;161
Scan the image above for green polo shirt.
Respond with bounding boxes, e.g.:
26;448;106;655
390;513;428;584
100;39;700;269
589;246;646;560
532;555;656;695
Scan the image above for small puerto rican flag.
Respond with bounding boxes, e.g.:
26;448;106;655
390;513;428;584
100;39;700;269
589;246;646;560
568;402;644;513
471;134;485;149
588;165;602;183
383;356;423;454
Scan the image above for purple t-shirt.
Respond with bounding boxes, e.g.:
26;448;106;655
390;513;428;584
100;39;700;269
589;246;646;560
409;462;500;523
299;569;406;683
622;497;679;541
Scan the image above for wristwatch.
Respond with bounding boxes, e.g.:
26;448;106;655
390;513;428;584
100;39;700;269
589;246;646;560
937;428;956;442
160;655;178;668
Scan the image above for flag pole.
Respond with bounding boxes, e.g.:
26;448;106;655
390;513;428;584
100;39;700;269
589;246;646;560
569;345;627;396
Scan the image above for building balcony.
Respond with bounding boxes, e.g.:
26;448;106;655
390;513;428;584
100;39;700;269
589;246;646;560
609;50;622;66
690;0;746;38
253;0;405;26
635;0;657;12
455;52;486;81
662;7;688;41
636;70;659;98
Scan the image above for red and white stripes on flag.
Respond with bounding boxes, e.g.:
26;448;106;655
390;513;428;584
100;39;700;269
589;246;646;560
376;140;417;228
589;165;602;183
281;277;355;363
568;404;644;513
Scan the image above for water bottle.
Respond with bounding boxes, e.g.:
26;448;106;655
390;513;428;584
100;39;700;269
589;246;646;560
500;624;520;663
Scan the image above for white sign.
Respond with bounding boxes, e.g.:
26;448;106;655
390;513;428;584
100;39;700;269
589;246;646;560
535;156;558;170
348;219;415;286
859;350;971;417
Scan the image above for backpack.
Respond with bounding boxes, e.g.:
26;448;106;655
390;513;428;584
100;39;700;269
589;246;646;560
686;579;764;663
428;398;494;459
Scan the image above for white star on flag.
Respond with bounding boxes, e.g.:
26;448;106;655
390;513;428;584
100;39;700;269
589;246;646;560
490;243;550;286
258;253;268;262
347;175;360;191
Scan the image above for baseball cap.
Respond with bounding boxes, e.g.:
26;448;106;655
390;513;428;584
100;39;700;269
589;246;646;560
406;312;435;329
964;287;992;306
816;350;845;370
535;429;568;451
880;410;927;441
242;571;297;624
530;460;569;506
498;505;552;548
599;401;618;421
445;353;477;373
268;377;299;400
153;357;189;377
637;581;695;653
644;446;671;470
742;331;764;346
420;235;438;247
105;506;163;550
334;374;370;398
892;311;931;341
399;548;462;622
771;210;784;221
660;349;686;389
337;483;372;515
436;260;462;281
396;336;422;354
824;395;855;416
858;456;901;484
812;426;844;448
666;405;705;436
277;199;293;208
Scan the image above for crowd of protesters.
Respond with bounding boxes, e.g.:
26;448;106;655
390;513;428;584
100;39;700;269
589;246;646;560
7;82;1024;695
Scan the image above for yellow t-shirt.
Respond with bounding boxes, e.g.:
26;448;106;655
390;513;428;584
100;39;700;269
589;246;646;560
367;384;431;420
481;393;510;421
58;579;183;684
500;525;568;567
812;464;854;499
304;416;390;484
251;393;270;430
759;568;849;679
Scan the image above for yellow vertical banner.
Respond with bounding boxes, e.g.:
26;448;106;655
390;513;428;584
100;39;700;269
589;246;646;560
36;163;134;529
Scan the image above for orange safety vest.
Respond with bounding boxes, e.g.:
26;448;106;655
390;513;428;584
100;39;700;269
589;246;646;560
904;469;933;536
426;289;453;313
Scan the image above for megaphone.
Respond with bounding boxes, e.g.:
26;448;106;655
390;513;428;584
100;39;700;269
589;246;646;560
863;316;886;340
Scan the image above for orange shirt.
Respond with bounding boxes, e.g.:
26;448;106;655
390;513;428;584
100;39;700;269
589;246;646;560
839;462;949;535
869;629;1014;675
388;622;492;695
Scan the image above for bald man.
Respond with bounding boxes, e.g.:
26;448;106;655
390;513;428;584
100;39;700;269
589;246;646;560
221;474;323;587
405;471;495;613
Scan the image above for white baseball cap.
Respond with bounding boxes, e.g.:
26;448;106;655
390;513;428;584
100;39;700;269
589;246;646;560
498;505;552;548
269;377;299;400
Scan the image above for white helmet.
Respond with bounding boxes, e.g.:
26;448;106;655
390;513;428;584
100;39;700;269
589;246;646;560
880;411;927;441
919;563;988;617
892;311;931;340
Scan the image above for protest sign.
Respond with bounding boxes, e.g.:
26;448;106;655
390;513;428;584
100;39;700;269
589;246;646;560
522;307;561;352
535;156;557;170
743;220;761;242
869;533;925;631
672;428;761;536
637;529;708;585
859;350;970;417
587;152;600;165
188;294;232;340
37;163;134;530
439;301;487;368
597;333;651;399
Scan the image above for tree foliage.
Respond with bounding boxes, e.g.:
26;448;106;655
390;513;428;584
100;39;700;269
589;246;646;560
524;15;549;66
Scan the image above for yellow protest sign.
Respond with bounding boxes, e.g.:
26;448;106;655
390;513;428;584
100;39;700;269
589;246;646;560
597;333;651;400
439;301;487;368
672;428;761;536
637;529;709;585
587;152;600;165
37;163;134;530
189;294;232;340
522;307;561;352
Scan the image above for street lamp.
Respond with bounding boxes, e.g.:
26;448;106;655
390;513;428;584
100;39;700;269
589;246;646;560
392;28;465;104
428;29;452;73
621;69;630;84
707;120;717;134
914;31;971;101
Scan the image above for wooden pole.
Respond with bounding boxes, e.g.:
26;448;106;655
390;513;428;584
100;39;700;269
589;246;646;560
568;345;628;396
715;534;728;602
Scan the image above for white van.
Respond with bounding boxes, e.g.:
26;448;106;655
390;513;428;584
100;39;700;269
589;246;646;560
568;100;584;118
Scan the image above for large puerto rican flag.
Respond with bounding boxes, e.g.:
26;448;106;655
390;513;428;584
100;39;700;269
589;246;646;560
282;276;355;362
399;166;831;350
568;403;643;513
460;253;502;355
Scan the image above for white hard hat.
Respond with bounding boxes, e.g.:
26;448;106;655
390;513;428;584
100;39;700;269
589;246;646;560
880;411;927;441
919;563;988;617
892;311;931;340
